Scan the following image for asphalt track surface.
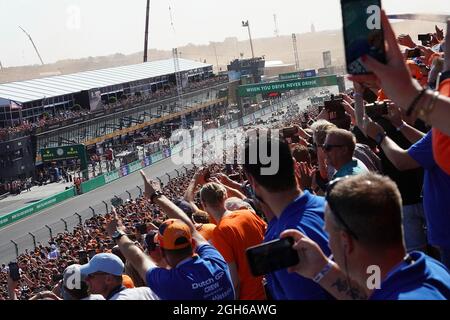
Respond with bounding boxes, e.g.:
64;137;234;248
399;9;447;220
0;88;334;264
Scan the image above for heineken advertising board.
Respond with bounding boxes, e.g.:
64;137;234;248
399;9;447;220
279;69;317;81
237;75;338;97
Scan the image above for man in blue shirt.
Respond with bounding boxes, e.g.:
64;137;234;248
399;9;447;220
105;171;235;300
243;132;333;300
283;173;450;300
407;131;450;267
363;123;450;269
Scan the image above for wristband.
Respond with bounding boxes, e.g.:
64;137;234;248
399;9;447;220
396;121;407;132
150;191;163;203
417;91;439;123
313;259;334;283
406;88;426;117
375;132;387;146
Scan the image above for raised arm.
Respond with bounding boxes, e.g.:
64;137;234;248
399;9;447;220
140;170;208;246
106;207;157;282
360;118;420;171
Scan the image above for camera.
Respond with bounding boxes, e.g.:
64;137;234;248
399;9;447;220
246;237;299;277
324;96;345;121
418;34;432;46
365;101;389;118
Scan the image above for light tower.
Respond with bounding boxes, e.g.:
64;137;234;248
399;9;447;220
273;14;280;37
292;34;300;70
241;20;255;58
143;0;150;62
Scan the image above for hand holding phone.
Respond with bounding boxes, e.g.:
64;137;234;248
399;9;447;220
341;0;386;74
8;262;21;281
78;250;88;265
246;237;299;277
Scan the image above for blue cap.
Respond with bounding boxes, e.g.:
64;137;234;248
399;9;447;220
79;253;124;276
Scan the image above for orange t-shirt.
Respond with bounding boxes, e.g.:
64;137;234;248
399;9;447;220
196;223;216;242
211;210;267;300
433;78;450;175
122;274;135;288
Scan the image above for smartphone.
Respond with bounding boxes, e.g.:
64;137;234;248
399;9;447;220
246;237;299;277
281;126;298;138
406;48;421;59
203;168;211;181
78;250;88;264
341;0;386;74
365;101;388;117
52;274;63;283
228;173;240;182
87;249;96;260
8;262;21;281
135;223;147;234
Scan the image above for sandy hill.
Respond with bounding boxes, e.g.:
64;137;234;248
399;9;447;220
0;20;443;84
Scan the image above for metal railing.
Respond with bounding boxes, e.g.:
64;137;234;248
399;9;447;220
0;164;195;265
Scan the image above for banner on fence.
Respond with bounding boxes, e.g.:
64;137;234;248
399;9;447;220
0;188;76;229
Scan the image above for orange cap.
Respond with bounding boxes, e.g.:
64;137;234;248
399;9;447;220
156;219;192;250
377;89;388;101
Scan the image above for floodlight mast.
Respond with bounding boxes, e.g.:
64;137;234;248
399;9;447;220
143;0;150;62
18;26;44;65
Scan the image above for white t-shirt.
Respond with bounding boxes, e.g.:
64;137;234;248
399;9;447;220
81;294;105;300
109;287;160;300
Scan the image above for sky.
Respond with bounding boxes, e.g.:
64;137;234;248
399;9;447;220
0;0;449;67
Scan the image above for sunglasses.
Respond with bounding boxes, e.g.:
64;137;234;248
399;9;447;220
325;177;359;240
322;144;346;152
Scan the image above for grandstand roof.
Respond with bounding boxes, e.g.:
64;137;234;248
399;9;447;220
0;58;212;104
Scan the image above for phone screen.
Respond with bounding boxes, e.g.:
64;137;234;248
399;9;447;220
366;102;388;117
246;237;299;277
8;262;21;281
341;0;386;74
78;250;88;264
282;127;298;138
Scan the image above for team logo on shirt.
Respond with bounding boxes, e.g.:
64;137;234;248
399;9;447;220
214;271;225;281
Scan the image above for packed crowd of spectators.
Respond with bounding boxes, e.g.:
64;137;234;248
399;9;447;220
2;16;450;300
0;110;89;142
0;178;32;196
0;76;227;142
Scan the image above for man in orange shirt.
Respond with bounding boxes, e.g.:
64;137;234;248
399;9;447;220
199;182;267;300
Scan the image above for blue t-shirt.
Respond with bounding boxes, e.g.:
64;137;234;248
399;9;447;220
370;251;450;300
265;191;333;300
333;159;368;179
263;218;278;299
146;244;235;300
408;131;450;248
